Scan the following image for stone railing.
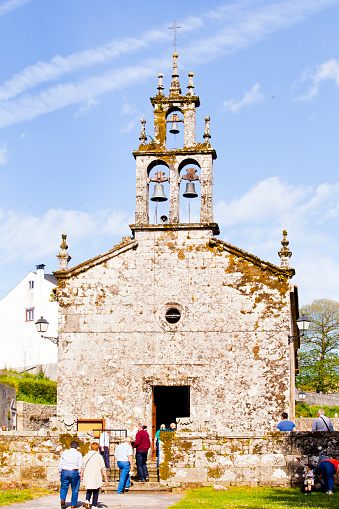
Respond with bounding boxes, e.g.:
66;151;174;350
159;431;339;488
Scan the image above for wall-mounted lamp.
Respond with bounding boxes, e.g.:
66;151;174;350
288;314;311;344
35;316;59;345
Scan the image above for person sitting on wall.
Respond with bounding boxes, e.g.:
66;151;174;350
58;440;82;509
154;424;166;469
276;412;296;431
312;409;334;431
318;457;339;494
168;422;177;431
99;430;110;468
132;423;150;482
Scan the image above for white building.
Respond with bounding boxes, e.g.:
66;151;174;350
0;264;58;374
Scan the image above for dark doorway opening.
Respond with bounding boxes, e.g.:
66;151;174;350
153;385;190;432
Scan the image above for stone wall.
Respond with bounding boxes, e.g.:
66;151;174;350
1;431;339;488
0;383;16;429
0;431;93;488
295;417;339;431
56;227;295;435
159;431;339;488
16;402;57;432
295;390;339;407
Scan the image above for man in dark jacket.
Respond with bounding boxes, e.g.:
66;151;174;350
133;423;151;482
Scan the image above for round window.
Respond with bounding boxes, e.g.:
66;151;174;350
165;308;181;324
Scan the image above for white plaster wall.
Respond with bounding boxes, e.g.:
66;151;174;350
0;268;58;369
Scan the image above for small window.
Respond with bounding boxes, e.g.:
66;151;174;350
26;308;34;321
28;281;34;289
165;308;181;324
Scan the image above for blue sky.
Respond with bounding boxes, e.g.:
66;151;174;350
1;0;339;305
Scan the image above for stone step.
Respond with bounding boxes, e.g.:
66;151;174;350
79;482;171;493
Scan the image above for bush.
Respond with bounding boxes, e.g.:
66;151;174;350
17;379;57;405
0;374;56;404
296;402;339;418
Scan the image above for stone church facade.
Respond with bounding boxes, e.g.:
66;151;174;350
55;54;299;439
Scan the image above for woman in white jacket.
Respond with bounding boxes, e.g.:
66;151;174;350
80;443;108;509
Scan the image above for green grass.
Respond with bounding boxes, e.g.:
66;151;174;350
0;489;52;506
169;487;339;509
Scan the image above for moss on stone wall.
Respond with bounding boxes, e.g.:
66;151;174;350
59;434;90;456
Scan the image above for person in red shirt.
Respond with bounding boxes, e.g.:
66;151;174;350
132;423;151;482
318;458;339;494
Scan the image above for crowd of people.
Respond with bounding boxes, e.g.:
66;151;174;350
57;411;338;507
58;421;177;507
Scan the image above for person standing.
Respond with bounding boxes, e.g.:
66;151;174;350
318;457;339;494
114;436;134;495
58;440;82;509
276;412;296;431
312;409;334;431
154;424;166;469
133;423;150;482
81;442;108;509
99;430;110;468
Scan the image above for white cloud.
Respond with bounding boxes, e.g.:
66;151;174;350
120;119;138;134
223;83;264;113
296;58;339;101
0;30;168;102
0;142;8;165
0;0;337;127
73;98;99;119
0;208;131;265
214;177;339;304
0;0;30;17
0;64;157;128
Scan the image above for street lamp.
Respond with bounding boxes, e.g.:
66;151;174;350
298;391;307;401
288;314;311;344
35;316;59;345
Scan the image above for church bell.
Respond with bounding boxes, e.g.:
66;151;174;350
169;114;180;135
183;181;198;198
169;121;179;135
151;183;168;202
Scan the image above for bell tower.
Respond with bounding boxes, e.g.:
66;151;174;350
131;54;219;235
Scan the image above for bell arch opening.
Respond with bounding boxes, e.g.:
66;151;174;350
179;160;201;223
166;108;184;150
148;161;170;224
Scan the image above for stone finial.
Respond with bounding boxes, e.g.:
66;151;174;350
278;230;292;268
169;53;182;96
157;73;165;95
57;234;71;272
187;72;195;96
203;116;211;140
139;119;147;144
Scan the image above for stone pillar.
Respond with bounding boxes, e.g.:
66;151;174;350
169;162;180;223
184;103;196;148
200;155;213;223
135;156;149;224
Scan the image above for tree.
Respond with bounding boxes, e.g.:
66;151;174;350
296;299;339;393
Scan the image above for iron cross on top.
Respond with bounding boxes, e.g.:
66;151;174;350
168;21;182;52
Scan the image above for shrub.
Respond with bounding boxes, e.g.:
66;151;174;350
296;402;339;418
17;379;57;405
